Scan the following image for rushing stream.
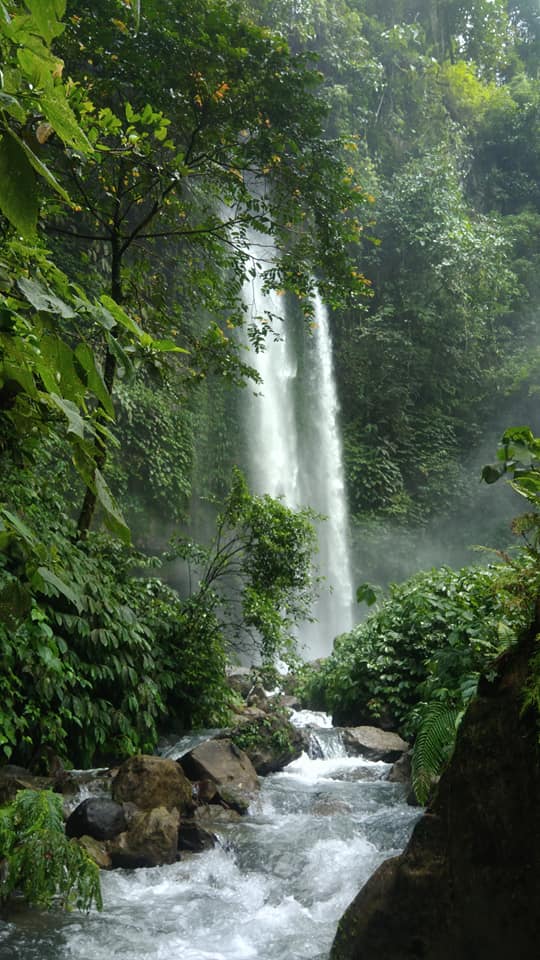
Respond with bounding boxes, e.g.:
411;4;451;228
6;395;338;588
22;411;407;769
0;713;419;960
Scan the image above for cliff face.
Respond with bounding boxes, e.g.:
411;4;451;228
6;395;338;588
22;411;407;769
330;638;540;960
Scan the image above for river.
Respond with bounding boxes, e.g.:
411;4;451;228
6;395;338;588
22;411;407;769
0;712;419;960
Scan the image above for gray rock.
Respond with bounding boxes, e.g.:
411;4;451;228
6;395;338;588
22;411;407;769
66;797;127;841
179;739;260;794
76;835;112;870
108;806;180;869
112;754;194;813
178;820;216;853
386;750;412;784
341;726;409;762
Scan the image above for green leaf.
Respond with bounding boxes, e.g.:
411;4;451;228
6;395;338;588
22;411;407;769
22;0;65;43
94;469;131;544
0;133;37;236
100;295;144;339
0;91;26;122
74;343;114;417
0;507;37;546
2;359;38;397
48;393;87;438
150;338;189;354
481;464;503;484
35;566;82;611
15;132;70;202
356;582;380;606
17;276;76;318
40;88;92;154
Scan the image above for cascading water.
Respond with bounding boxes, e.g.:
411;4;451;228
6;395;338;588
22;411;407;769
0;714;419;960
242;238;354;659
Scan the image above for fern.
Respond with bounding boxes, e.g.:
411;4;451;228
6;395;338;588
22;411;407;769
0;790;102;912
411;702;463;805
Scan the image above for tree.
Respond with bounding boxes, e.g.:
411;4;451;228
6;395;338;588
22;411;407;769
34;0;371;537
175;467;319;662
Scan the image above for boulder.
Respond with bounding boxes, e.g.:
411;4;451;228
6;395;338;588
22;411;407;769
225;667;254;698
76;835;112;870
229;713;306;775
193;804;241;825
112;755;193;813
386;750;412;785
330;636;540;960
0;766;52;806
66;797;127;841
341;726;408;763
178;820;216;853
179;739;259;794
108;806;180;869
278;694;302;712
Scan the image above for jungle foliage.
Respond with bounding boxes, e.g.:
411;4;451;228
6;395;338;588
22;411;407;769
0;788;102;911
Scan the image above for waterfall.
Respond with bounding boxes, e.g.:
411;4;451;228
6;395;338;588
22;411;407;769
242;237;354;659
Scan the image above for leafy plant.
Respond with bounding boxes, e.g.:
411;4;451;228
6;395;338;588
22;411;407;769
0;789;102;912
176;467;319;662
410;701;464;805
301;563;530;732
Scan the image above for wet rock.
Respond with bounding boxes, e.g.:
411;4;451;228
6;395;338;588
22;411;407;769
330;637;540;960
225;667;253;698
76;835;112;870
386;750;412;785
108;806;180;869
341;726;408;763
229;713;306;775
0;767;52;806
193;804;241;825
178;820;216;853
112;755;193;814
66;797;127;841
332;702;397;731
216;785;251;815
179;739;259;795
192;779;219;804
278;694;302;712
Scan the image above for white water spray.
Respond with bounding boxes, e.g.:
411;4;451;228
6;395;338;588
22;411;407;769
242;238;354;658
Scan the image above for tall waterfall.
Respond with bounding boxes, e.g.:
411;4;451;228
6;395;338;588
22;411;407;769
242;239;354;659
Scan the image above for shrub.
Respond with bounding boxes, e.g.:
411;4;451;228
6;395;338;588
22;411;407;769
0;789;102;912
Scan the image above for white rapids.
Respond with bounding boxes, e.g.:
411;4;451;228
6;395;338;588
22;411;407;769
0;713;419;960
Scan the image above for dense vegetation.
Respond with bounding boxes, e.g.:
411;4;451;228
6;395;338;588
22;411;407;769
1;0;539;791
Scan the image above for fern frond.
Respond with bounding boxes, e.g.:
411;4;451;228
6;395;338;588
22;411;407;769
412;702;462;805
0;789;102;912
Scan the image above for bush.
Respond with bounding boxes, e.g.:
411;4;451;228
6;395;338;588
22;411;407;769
0;789;102;912
302;562;533;733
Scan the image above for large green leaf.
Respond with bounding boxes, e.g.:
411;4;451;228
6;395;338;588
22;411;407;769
34;566;83;611
40;88;92;154
100;295;144;339
16;132;70;202
17;276;76;318
48;393;87;438
39;335;85;405
74;343;114;418
94;469;131;544
0;133;37;236
22;0;65;43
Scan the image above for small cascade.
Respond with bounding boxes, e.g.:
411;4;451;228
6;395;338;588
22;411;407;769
242;238;354;659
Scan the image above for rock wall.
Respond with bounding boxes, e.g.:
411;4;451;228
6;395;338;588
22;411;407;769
331;636;540;960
